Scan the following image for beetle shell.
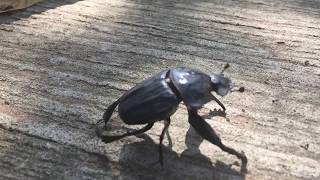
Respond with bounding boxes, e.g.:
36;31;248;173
170;67;213;109
118;70;180;125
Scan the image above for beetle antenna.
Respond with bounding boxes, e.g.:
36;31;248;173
221;63;230;74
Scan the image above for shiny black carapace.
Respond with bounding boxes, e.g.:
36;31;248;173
96;65;247;172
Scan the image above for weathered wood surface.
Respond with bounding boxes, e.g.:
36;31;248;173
0;0;319;179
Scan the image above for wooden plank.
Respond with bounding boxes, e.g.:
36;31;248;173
0;0;42;13
0;0;319;179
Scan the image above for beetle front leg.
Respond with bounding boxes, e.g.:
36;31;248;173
188;109;247;173
211;95;226;111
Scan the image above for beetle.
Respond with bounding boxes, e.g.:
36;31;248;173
95;65;247;172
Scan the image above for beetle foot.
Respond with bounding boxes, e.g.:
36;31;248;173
215;108;226;117
238;151;248;174
203;109;226;119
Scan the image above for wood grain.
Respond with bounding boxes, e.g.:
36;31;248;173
0;0;319;179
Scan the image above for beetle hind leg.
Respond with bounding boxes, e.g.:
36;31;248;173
102;99;120;128
188;109;248;173
151;118;171;168
159;118;171;167
96;123;154;143
96;99;155;143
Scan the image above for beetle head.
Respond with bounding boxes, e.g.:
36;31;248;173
210;74;232;96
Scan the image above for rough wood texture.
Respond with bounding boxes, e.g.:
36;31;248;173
0;0;319;179
0;0;42;13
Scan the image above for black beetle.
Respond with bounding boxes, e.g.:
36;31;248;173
96;65;247;172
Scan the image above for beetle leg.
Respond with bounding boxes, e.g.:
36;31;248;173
102;99;120;128
188;109;247;173
165;127;173;149
158;118;171;167
211;95;226;111
96;99;155;143
96;123;154;143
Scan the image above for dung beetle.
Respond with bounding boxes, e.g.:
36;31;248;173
96;65;247;172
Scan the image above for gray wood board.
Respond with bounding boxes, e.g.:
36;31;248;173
0;0;319;179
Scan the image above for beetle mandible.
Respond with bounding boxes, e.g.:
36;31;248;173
96;65;247;171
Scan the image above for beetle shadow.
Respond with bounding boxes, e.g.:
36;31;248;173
181;126;247;177
180;108;247;177
117;110;246;180
118;133;245;180
0;0;84;25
